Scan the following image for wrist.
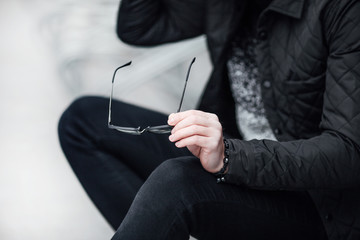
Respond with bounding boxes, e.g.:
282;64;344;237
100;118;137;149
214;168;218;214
214;138;230;183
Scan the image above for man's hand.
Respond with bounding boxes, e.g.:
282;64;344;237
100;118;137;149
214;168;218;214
168;110;225;173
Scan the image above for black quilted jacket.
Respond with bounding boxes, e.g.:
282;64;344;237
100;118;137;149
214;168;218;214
117;0;360;239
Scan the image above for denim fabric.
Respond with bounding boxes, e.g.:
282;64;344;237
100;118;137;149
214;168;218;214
58;96;190;228
113;157;327;240
59;96;327;239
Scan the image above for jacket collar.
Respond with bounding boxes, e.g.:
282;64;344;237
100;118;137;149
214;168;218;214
267;0;305;19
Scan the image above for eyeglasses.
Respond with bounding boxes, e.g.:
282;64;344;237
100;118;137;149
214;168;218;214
108;57;196;135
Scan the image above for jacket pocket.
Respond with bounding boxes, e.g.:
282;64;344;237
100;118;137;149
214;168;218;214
283;72;325;95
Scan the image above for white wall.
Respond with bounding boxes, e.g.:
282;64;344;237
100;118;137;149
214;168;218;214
0;0;211;239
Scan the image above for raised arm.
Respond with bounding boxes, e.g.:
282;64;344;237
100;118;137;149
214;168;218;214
117;0;205;46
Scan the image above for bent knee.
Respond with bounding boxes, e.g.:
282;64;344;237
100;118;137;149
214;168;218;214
59;96;104;127
58;96;107;149
147;157;204;190
134;157;214;211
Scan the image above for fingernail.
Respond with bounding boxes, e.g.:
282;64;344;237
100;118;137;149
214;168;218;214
168;114;175;124
169;135;174;141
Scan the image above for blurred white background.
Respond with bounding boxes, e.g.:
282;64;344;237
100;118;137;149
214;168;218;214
0;0;211;239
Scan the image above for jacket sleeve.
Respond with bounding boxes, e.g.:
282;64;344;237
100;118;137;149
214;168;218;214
116;0;205;46
225;0;360;190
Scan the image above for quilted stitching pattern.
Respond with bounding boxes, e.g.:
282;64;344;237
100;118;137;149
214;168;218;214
119;0;360;238
264;2;327;140
229;0;360;239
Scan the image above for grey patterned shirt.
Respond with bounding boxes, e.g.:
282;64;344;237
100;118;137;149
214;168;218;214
227;37;276;141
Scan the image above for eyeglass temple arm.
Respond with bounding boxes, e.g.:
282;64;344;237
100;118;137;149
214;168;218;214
108;61;132;125
177;57;196;113
109;58;194;126
112;61;132;83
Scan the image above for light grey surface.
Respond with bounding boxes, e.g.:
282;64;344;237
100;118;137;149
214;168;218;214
0;0;210;239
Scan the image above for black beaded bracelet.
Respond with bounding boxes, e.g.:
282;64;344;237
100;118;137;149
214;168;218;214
214;138;230;183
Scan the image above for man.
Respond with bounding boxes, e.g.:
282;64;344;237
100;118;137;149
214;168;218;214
59;0;360;239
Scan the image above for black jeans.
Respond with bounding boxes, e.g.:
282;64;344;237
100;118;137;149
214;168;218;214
58;96;328;240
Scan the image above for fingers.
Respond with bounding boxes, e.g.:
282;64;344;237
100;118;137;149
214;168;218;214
168;110;225;173
168;110;218;124
173;135;211;149
168;110;221;132
168;110;222;149
169;125;218;143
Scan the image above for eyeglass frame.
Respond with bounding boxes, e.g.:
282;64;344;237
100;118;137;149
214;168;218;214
108;57;196;135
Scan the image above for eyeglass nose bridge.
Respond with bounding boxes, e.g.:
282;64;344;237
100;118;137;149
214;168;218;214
108;57;195;135
108;124;145;135
124;126;150;135
138;126;150;134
